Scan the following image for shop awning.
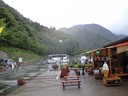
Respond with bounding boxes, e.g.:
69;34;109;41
106;42;128;54
107;42;128;48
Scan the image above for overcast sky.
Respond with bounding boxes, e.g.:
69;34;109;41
3;0;128;35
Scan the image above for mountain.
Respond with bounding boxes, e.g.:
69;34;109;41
0;0;126;55
117;34;127;39
0;0;80;56
59;24;125;51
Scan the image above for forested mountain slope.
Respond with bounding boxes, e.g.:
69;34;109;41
59;24;124;51
0;0;79;56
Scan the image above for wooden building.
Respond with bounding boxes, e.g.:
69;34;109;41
87;36;128;80
104;36;128;77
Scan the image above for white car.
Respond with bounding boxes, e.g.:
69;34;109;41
47;59;56;64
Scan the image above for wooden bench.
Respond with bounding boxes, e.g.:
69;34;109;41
64;76;80;80
61;80;81;89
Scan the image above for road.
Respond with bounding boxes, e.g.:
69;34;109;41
0;62;49;95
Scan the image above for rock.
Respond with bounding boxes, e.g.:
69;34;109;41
0;51;8;59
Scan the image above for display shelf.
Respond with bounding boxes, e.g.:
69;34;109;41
103;76;121;86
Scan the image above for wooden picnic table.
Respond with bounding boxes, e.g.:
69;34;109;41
61;80;81;90
64;76;80;80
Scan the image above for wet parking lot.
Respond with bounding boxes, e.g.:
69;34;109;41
3;69;128;96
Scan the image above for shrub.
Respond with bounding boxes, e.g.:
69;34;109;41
68;64;75;68
85;63;93;67
52;64;59;70
77;64;82;68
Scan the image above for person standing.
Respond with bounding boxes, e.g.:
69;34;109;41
80;56;87;75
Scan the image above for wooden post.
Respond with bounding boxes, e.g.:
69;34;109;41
108;48;112;75
92;52;94;67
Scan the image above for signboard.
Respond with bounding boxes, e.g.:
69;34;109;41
117;45;128;54
19;57;23;62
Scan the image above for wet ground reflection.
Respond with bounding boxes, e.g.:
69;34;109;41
0;63;48;80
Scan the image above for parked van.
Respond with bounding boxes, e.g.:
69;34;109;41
47;54;69;64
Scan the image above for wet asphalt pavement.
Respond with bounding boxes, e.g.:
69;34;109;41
4;70;128;96
0;62;49;95
1;63;128;96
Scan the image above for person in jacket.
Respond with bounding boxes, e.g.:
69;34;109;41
80;56;87;75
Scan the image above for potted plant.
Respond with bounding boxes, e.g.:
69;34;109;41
60;65;69;78
17;76;25;85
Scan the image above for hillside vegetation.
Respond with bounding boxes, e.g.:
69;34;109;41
59;24;124;51
0;0;80;58
0;47;42;63
0;0;126;60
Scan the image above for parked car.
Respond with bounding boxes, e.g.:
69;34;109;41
61;58;69;64
46;59;56;64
